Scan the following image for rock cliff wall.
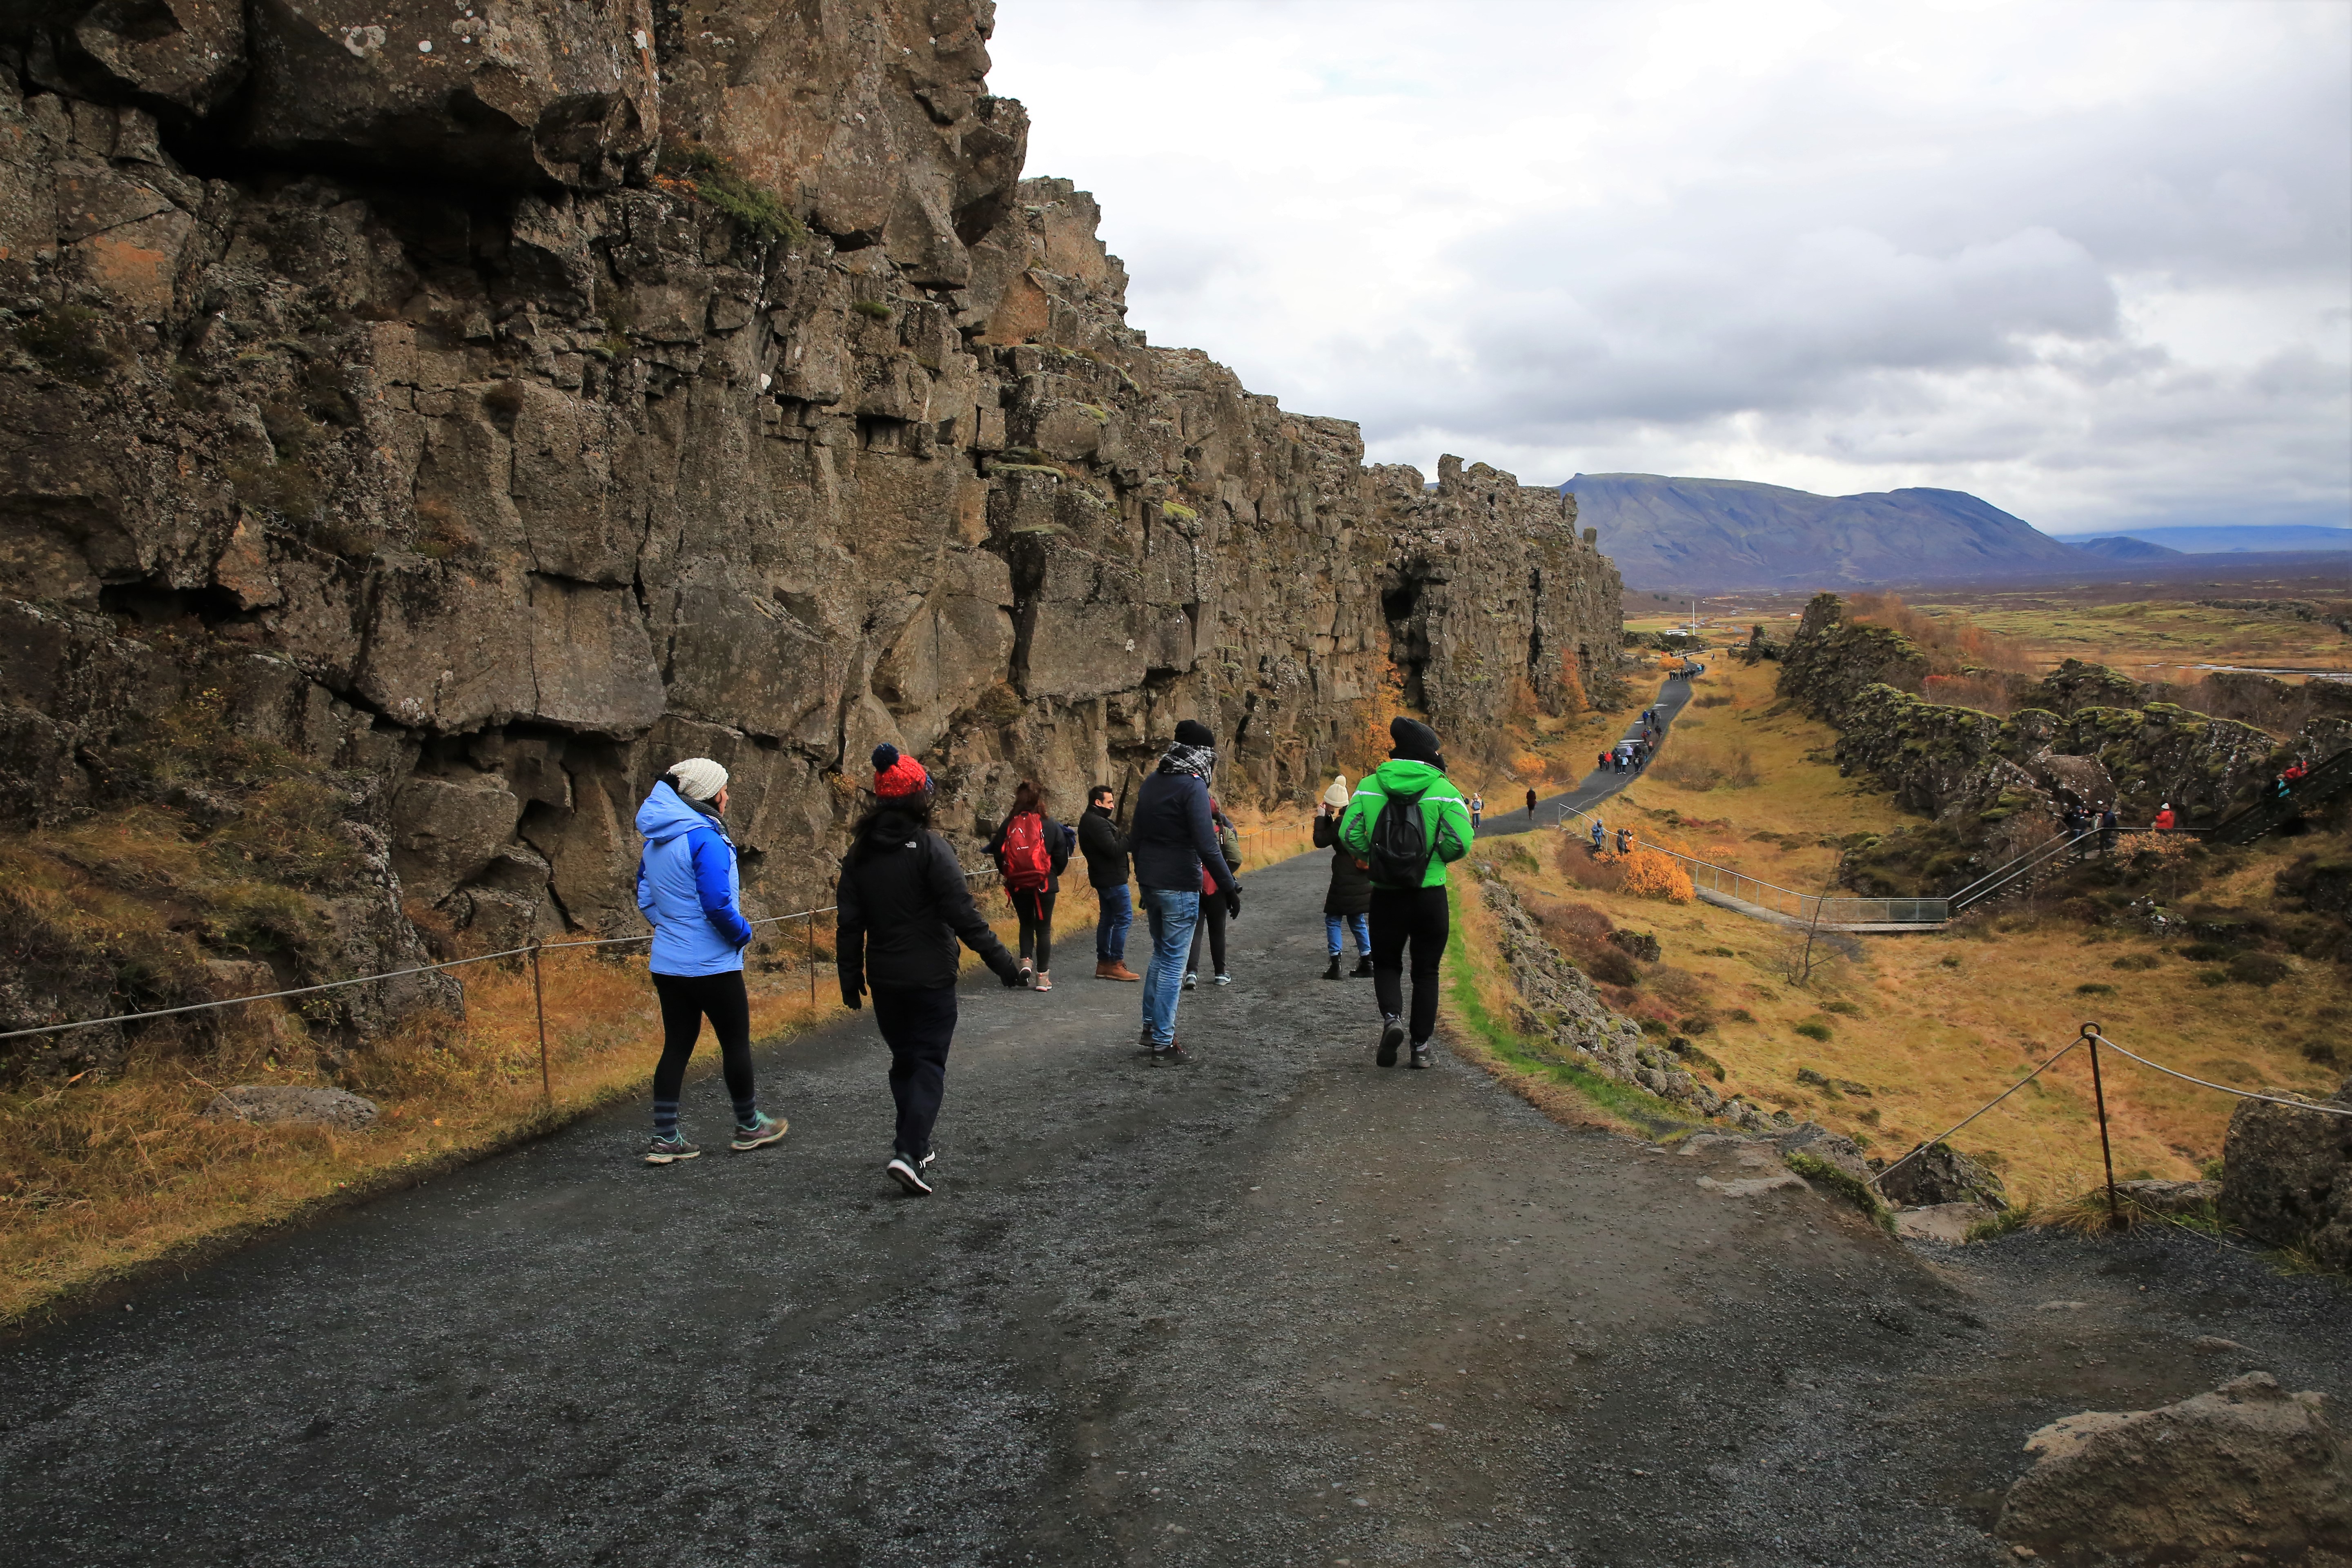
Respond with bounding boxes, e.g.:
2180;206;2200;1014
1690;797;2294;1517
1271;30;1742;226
0;2;1623;1069
1775;593;2334;854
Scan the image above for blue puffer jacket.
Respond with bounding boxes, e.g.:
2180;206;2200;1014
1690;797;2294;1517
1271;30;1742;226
635;783;753;976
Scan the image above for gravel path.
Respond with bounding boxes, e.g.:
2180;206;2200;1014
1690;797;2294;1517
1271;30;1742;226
6;675;2342;1567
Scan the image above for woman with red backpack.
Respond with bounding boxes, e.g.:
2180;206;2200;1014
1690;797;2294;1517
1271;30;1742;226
987;778;1072;991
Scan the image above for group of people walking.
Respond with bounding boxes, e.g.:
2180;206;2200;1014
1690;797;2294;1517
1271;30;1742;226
626;713;1480;1194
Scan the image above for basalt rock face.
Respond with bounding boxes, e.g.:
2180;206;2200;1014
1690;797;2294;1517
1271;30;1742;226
0;2;1623;1068
1777;594;2314;842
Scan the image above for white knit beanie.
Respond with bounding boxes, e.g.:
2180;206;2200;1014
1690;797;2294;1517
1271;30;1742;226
668;757;728;801
1323;774;1349;809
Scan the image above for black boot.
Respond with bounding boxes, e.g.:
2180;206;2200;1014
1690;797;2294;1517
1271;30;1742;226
1351;954;1373;978
1323;955;1342;980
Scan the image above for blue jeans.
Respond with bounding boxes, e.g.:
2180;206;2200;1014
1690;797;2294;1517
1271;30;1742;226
1095;882;1132;963
1140;887;1200;1047
1325;912;1370;957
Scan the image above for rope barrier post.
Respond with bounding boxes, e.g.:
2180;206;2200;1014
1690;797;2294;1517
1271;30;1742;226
806;911;816;1004
530;937;551;1104
2083;1021;2121;1228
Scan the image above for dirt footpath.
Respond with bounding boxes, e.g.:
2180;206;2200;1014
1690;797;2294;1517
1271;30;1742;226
3;841;2343;1566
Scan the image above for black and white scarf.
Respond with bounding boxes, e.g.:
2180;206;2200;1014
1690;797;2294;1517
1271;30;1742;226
1157;741;1216;779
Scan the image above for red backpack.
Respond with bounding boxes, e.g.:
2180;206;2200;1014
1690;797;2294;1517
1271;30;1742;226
1001;811;1053;892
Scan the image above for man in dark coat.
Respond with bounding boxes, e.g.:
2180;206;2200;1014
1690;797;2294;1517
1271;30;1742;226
1312;776;1372;979
1079;784;1139;981
1129;719;1239;1062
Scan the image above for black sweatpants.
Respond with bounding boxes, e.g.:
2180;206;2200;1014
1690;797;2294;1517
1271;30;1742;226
872;982;958;1160
650;970;755;1110
1369;884;1449;1045
1187;894;1227;976
1011;887;1056;973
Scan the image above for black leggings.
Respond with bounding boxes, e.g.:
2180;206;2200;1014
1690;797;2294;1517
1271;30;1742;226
872;982;957;1159
1012;887;1056;972
651;971;755;1108
1369;884;1449;1045
1187;894;1227;976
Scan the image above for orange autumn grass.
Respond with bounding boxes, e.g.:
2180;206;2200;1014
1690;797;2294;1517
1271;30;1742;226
0;931;889;1328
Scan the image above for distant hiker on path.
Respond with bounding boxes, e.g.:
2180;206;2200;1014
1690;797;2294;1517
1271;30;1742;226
1130;719;1240;1062
1525;786;1537;817
1313;775;1372;981
836;745;1025;1195
1185;800;1243;988
1616;826;1632;855
1340;717;1473;1070
1080;785;1139;982
1589;818;1605;854
987;779;1071;991
1470;792;1484;829
2100;804;2120;854
634;757;786;1165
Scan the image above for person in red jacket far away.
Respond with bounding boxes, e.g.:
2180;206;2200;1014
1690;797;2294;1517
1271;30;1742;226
2152;802;2177;830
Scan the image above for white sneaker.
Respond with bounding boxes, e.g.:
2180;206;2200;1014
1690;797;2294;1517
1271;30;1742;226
887;1154;933;1195
1214;972;1232;986
1182;971;1198;990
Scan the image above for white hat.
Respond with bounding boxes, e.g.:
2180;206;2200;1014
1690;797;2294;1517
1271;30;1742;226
1322;775;1349;809
668;757;728;801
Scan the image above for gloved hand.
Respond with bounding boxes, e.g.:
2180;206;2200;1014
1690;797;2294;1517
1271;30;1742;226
996;956;1024;989
839;974;864;1011
1224;884;1243;921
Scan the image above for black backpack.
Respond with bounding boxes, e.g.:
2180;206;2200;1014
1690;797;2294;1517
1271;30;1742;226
1366;785;1433;887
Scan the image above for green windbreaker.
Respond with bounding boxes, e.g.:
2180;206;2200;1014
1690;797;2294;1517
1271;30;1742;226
1336;759;1475;889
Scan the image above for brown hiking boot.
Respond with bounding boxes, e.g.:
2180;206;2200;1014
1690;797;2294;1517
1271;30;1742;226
1103;961;1142;982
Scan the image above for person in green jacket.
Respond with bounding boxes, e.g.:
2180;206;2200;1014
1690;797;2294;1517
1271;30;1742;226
1338;716;1474;1069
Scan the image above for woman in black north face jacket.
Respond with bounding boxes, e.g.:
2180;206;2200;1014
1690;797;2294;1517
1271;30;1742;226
837;745;1022;1196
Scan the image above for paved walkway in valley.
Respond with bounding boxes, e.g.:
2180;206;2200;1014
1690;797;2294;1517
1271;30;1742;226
6;673;2345;1566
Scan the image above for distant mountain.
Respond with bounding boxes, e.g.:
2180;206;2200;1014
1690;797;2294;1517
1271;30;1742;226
2069;535;2185;561
2045;524;2352;555
1561;474;2082;590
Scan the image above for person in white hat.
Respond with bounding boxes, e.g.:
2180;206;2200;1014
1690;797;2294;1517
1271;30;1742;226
1312;775;1373;980
633;756;786;1163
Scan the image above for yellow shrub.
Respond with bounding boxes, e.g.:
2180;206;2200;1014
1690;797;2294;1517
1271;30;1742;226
1619;848;1694;902
1510;752;1548;783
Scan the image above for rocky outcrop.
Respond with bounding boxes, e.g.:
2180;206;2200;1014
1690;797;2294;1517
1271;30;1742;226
202;1084;380;1130
1776;595;2328;846
1875;1140;2009;1210
0;3;1625;1074
1996;1372;2352;1563
2220;1071;2352;1272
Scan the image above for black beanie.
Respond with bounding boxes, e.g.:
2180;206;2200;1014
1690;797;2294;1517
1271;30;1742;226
1390;716;1444;765
1174;719;1215;748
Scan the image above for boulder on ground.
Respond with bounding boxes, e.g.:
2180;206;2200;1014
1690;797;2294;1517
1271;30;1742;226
203;1085;379;1131
1765;1121;1871;1184
1996;1372;2351;1562
2113;1177;2221;1216
1893;1202;1992;1245
2219;1073;2352;1272
1607;928;1661;962
1875;1139;2009;1210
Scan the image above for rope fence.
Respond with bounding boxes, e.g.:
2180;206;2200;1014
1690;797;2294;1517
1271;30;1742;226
1867;1021;2349;1230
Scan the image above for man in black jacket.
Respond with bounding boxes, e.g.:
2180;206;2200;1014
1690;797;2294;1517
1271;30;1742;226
1129;719;1239;1062
837;745;1024;1194
1079;785;1140;982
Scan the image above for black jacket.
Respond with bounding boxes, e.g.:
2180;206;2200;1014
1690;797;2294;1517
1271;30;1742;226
1131;768;1236;898
984;811;1073;895
1313;812;1372;916
1078;804;1130;888
837;810;1019;991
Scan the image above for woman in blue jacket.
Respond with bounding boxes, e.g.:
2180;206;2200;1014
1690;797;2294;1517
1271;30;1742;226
635;757;787;1164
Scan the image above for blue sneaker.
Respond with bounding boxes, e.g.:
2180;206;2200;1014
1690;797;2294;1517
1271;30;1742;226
730;1112;788;1152
645;1133;700;1165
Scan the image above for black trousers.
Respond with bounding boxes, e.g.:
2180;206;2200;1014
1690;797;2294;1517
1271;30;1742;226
1369;884;1449;1045
650;971;755;1108
1011;887;1056;973
1187;894;1227;976
872;982;958;1159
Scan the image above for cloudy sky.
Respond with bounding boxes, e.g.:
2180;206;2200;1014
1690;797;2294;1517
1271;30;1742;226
986;0;2351;536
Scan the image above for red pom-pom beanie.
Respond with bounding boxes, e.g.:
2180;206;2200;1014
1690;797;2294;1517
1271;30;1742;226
871;743;931;799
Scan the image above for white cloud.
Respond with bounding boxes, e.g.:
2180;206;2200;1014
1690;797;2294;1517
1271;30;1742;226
986;0;2351;534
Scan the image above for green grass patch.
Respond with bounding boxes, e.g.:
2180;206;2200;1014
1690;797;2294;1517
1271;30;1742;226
1443;883;1700;1140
